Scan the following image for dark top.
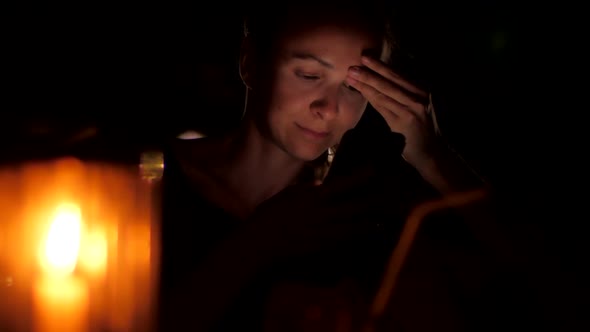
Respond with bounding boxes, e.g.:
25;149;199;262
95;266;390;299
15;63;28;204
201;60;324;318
157;116;486;331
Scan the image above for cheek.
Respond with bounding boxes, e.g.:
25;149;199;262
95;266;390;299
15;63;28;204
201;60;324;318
268;73;305;111
265;87;304;134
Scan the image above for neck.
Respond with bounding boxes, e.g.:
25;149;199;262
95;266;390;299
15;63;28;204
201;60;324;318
222;112;306;209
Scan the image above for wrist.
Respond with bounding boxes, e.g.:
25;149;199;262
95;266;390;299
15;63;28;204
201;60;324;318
414;143;483;195
409;140;447;177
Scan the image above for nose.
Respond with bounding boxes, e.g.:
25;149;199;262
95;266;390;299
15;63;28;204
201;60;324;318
310;85;339;120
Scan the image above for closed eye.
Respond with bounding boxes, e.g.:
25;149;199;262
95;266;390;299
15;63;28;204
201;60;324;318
295;71;320;81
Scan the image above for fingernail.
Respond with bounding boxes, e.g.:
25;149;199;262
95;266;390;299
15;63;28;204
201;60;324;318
348;66;361;77
361;56;371;64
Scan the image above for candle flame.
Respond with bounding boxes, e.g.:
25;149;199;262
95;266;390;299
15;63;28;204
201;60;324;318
79;228;108;276
40;203;82;276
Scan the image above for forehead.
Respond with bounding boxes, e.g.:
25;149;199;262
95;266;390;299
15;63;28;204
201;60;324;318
276;24;382;62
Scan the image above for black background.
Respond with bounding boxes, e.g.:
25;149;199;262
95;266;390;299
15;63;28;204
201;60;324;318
2;1;587;327
5;1;519;174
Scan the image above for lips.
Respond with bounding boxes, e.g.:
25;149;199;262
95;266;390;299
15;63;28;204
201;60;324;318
295;123;330;139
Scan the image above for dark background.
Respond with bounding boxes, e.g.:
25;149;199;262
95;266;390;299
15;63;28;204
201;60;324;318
1;1;570;218
2;1;587;326
0;2;571;227
4;1;519;176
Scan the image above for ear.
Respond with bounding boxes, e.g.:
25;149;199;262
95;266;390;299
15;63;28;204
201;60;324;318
239;37;255;90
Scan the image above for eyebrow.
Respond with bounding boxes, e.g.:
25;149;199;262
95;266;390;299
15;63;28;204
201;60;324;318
290;52;334;69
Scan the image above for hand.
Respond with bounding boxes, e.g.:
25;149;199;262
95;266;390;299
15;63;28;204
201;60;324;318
346;56;438;169
244;167;382;261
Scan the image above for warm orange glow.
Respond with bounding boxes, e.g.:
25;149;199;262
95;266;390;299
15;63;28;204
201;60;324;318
34;276;89;332
39;203;82;276
79;228;108;277
0;157;159;332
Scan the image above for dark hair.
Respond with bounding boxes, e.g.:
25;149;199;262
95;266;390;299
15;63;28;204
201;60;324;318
242;0;397;64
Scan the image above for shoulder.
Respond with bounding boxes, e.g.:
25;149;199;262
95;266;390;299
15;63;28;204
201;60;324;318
162;133;235;202
161;133;248;220
166;135;227;181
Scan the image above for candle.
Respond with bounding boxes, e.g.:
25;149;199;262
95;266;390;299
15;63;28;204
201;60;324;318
79;227;108;279
0;157;159;332
33;276;89;332
33;203;89;332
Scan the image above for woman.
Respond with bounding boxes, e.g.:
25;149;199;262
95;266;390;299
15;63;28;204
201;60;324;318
158;2;485;331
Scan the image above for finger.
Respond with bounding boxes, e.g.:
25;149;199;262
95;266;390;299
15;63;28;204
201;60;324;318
348;67;417;105
348;66;420;108
347;75;427;117
346;77;425;123
360;56;428;100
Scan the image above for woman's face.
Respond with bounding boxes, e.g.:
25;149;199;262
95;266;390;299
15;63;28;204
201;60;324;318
255;22;383;161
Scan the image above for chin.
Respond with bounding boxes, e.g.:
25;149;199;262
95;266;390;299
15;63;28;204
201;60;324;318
276;131;329;162
289;145;328;162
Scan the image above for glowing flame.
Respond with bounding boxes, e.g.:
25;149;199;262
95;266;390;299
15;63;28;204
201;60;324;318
79;228;108;276
40;203;82;276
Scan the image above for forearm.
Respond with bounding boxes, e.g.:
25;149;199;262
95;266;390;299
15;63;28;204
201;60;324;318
416;143;486;196
160;227;270;331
